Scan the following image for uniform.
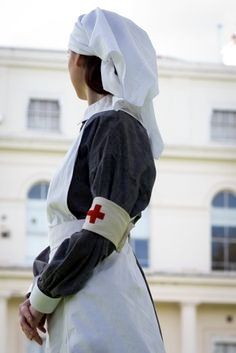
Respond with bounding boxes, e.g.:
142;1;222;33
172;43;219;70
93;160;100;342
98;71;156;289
29;94;166;353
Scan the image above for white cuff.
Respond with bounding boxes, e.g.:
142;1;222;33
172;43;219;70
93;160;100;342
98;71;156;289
27;282;33;294
82;196;135;252
29;281;61;314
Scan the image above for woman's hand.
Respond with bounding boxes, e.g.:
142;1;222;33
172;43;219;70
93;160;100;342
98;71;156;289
29;306;46;332
19;298;45;345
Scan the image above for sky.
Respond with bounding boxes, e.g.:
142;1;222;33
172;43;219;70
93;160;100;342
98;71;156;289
0;0;235;63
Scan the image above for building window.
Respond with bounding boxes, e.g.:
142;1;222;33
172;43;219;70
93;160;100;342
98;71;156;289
26;182;49;263
210;109;236;143
213;341;236;353
27;98;60;132
211;190;236;271
130;207;149;268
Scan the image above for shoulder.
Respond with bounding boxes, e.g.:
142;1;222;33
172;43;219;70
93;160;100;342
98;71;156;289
83;109;149;143
80;110;154;161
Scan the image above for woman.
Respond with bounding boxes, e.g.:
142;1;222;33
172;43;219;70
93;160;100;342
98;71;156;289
19;8;166;353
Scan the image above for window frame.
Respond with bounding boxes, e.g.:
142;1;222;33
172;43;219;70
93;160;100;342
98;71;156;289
210;109;236;143
25;181;50;264
26;98;61;133
211;336;236;353
211;190;236;272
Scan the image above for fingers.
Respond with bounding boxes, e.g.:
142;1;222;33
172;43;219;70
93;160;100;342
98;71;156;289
38;314;46;326
20;315;43;345
19;316;34;341
37;314;47;333
20;315;34;337
19;300;44;346
31;331;43;346
19;301;35;328
29;305;45;327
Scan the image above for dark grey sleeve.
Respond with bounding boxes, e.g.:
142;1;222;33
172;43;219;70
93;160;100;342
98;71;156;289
88;111;156;216
25;246;50;298
35;111;156;299
33;246;50;276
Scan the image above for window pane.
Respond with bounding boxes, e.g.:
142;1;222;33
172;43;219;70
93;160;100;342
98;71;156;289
132;208;149;239
211;190;236;272
131;239;149;267
229;193;236;208
214;342;236;353
212;241;224;262
135;239;148;258
28;184;41;199
28;182;49;200
211;109;236;143
228;227;236;239
212;262;225;271
41;183;49;199
27;99;60;132
26;184;49;263
229;243;236;263
212;192;225;207
212;226;225;238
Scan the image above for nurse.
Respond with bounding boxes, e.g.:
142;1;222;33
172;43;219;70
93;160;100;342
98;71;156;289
19;7;166;353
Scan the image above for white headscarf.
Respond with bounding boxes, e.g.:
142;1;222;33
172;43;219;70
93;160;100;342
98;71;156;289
68;7;164;159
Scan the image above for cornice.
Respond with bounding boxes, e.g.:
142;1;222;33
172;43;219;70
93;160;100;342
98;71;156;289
0;134;235;161
1;46;236;80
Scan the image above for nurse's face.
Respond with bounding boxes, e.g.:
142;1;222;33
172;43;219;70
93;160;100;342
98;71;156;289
68;50;87;100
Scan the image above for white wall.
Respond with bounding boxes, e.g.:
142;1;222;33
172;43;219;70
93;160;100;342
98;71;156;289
150;157;236;273
0;53;87;139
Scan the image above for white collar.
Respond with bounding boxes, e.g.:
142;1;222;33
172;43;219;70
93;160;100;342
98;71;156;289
83;94;114;121
83;94;144;127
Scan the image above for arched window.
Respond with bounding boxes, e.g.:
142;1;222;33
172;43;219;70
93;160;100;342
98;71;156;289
211;190;236;271
130;207;150;268
26;182;49;263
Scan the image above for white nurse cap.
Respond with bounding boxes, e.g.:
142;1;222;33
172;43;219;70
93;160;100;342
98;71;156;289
68;7;164;159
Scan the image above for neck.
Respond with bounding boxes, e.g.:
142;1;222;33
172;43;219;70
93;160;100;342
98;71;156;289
86;87;108;105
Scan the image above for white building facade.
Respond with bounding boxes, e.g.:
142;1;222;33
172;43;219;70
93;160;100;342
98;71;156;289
0;47;236;353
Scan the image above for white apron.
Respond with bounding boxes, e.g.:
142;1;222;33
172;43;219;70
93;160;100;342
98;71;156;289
44;115;166;353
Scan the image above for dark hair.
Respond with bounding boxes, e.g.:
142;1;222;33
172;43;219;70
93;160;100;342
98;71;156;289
81;55;110;95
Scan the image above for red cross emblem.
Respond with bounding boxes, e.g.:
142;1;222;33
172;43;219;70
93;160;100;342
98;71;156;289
87;204;105;224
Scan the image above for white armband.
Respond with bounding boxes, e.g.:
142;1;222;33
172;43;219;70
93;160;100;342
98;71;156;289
82;196;135;252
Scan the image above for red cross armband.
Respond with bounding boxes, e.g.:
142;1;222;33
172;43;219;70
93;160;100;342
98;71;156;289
82;197;135;252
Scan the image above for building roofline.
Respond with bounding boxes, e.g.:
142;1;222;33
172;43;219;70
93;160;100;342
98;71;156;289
1;45;236;78
0;45;64;54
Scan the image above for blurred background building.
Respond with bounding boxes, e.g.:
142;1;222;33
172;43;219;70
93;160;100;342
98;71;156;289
0;46;236;353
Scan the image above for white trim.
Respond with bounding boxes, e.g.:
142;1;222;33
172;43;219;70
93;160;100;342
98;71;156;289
212;336;236;344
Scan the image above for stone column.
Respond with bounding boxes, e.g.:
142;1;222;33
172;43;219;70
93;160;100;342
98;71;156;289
180;301;198;353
